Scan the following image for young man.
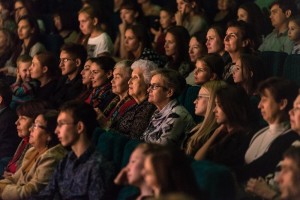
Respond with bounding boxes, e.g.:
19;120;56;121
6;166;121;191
258;0;296;54
52;43;87;106
31;101;114;199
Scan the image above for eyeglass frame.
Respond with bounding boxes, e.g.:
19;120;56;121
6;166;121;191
30;122;47;131
195;94;210;100
148;84;168;91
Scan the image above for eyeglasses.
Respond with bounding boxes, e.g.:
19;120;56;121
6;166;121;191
195;94;210;100
31;123;47;130
56;121;76;128
59;58;75;64
148;84;168;91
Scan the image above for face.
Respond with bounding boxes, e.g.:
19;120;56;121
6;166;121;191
14;1;28;21
237;8;249;22
218;0;230;11
124;29;140;52
189;37;203;63
194;60;212;85
29;115;50;149
232;58;243;83
128;67;148;99
176;0;193;14
224;27;243;53
111;67;130;96
160;10;173;29
143;156;159;192
288;21;300;42
258;89;283;124
78;12;94;35
15;115;33;138
18;19;33;40
147;74;170;108
0;31;7;49
120;8;136;24
126;147;145;186
277;157;300;200
270;5;287;29
206;28;224;54
59;50;78;76
17;61;31;82
164;32;177;57
53;15;62;31
213;97;227;124
29;56;44;80
55;111;79;147
289;95;300;134
89;62;111;88
194;87;210;116
81;60;92;85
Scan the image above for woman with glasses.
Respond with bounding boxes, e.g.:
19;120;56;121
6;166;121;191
142;68;195;146
182;80;227;157
0;109;66;200
2;100;48;179
110;59;157;139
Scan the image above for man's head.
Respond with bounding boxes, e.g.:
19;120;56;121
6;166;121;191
0;80;12;108
59;43;87;80
277;146;300;200
17;54;32;82
55;100;97;147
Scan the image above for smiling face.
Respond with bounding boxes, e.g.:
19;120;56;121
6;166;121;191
206;28;224;54
194;87;210;116
89;62;111;88
289;95;300;134
111;67;130;96
15;115;33;138
81;60;92;85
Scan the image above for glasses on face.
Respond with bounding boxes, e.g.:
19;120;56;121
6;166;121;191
31;123;47;130
56;121;76;128
195;94;210;100
59;58;75;64
148;84;168;91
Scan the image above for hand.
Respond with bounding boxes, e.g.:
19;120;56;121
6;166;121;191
245;177;277;199
150;27;162;42
15;71;21;83
118;19;127;34
2;171;13;179
114;167;129;185
0;67;8;75
175;11;183;26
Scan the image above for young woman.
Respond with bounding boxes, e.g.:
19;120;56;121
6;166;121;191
78;58;93;103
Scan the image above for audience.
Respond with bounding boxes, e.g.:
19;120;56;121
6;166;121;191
78;58;93;103
288;15;300;54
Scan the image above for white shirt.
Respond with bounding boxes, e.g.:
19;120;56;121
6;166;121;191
87;32;113;58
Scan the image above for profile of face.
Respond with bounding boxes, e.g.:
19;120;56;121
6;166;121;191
194;60;213;85
78;12;95;35
206;28;224;54
18;19;33;40
277;157;300;200
143;156;159;192
29;56;45;80
15;115;33;138
124;29;140;52
14;1;28;22
120;8;137;24
128;67;148;99
111;67;130;96
53;15;62;31
59;50;78;77
194;87;210;116
160;10;173;29
81;60;92;86
189;37;203;63
29;114;50;149
213;97;228;124
269;4;288;29
224;27;242;53
232;58;243;83
55;111;79;147
237;8;249;22
17;61;31;82
126;147;146;186
147;74;170;109
89;62;111;88
164;32;177;57
218;0;230;11
258;89;284;125
289;95;300;134
288;20;300;42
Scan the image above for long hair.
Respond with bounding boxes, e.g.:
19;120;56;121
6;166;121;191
35;52;59;79
185;80;227;155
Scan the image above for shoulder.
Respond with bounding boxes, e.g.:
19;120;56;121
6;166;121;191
41;145;68;160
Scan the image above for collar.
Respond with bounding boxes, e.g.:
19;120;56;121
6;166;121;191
69;145;95;163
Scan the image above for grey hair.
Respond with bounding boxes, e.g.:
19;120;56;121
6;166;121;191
131;59;158;85
114;60;133;79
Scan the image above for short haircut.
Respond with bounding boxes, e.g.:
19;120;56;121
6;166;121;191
270;0;297;16
0;80;12;106
60;43;87;68
59;100;98;139
258;77;299;113
89;56;116;73
197;53;225;79
16;54;32;67
40;109;60;148
131;59;158;85
16;100;50;119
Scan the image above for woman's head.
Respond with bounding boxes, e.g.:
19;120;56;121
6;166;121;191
30;52;59;80
194;53;224;85
80;58;92;86
29;109;60;149
14;0;31;22
159;7;175;30
176;0;199;15
78;6;100;35
148;69;186;109
0;28;16;52
206;25;225;54
15;100;49;138
189;32;208;63
89;56;116;88
111;60;133;97
17;15;39;41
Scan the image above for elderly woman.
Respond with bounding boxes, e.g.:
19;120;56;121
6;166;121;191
142;68;195;145
0;110;67;200
110;59;157;139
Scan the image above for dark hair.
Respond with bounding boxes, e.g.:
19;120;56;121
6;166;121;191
197;53;225;79
289;15;300;27
60;43;87;68
258;77;299;113
90;56;116;74
17;54;32;64
52;8;78;31
0;80;12;106
146;145;200;199
16;100;49;119
120;0;144;23
35;52;59;78
59;100;98;139
0;28;16;51
160;6;176;18
270;0;297;17
191;31;208;57
216;85;252;131
41;109;60;148
284;145;300;170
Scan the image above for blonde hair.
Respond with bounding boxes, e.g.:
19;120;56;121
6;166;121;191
185;80;227;155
